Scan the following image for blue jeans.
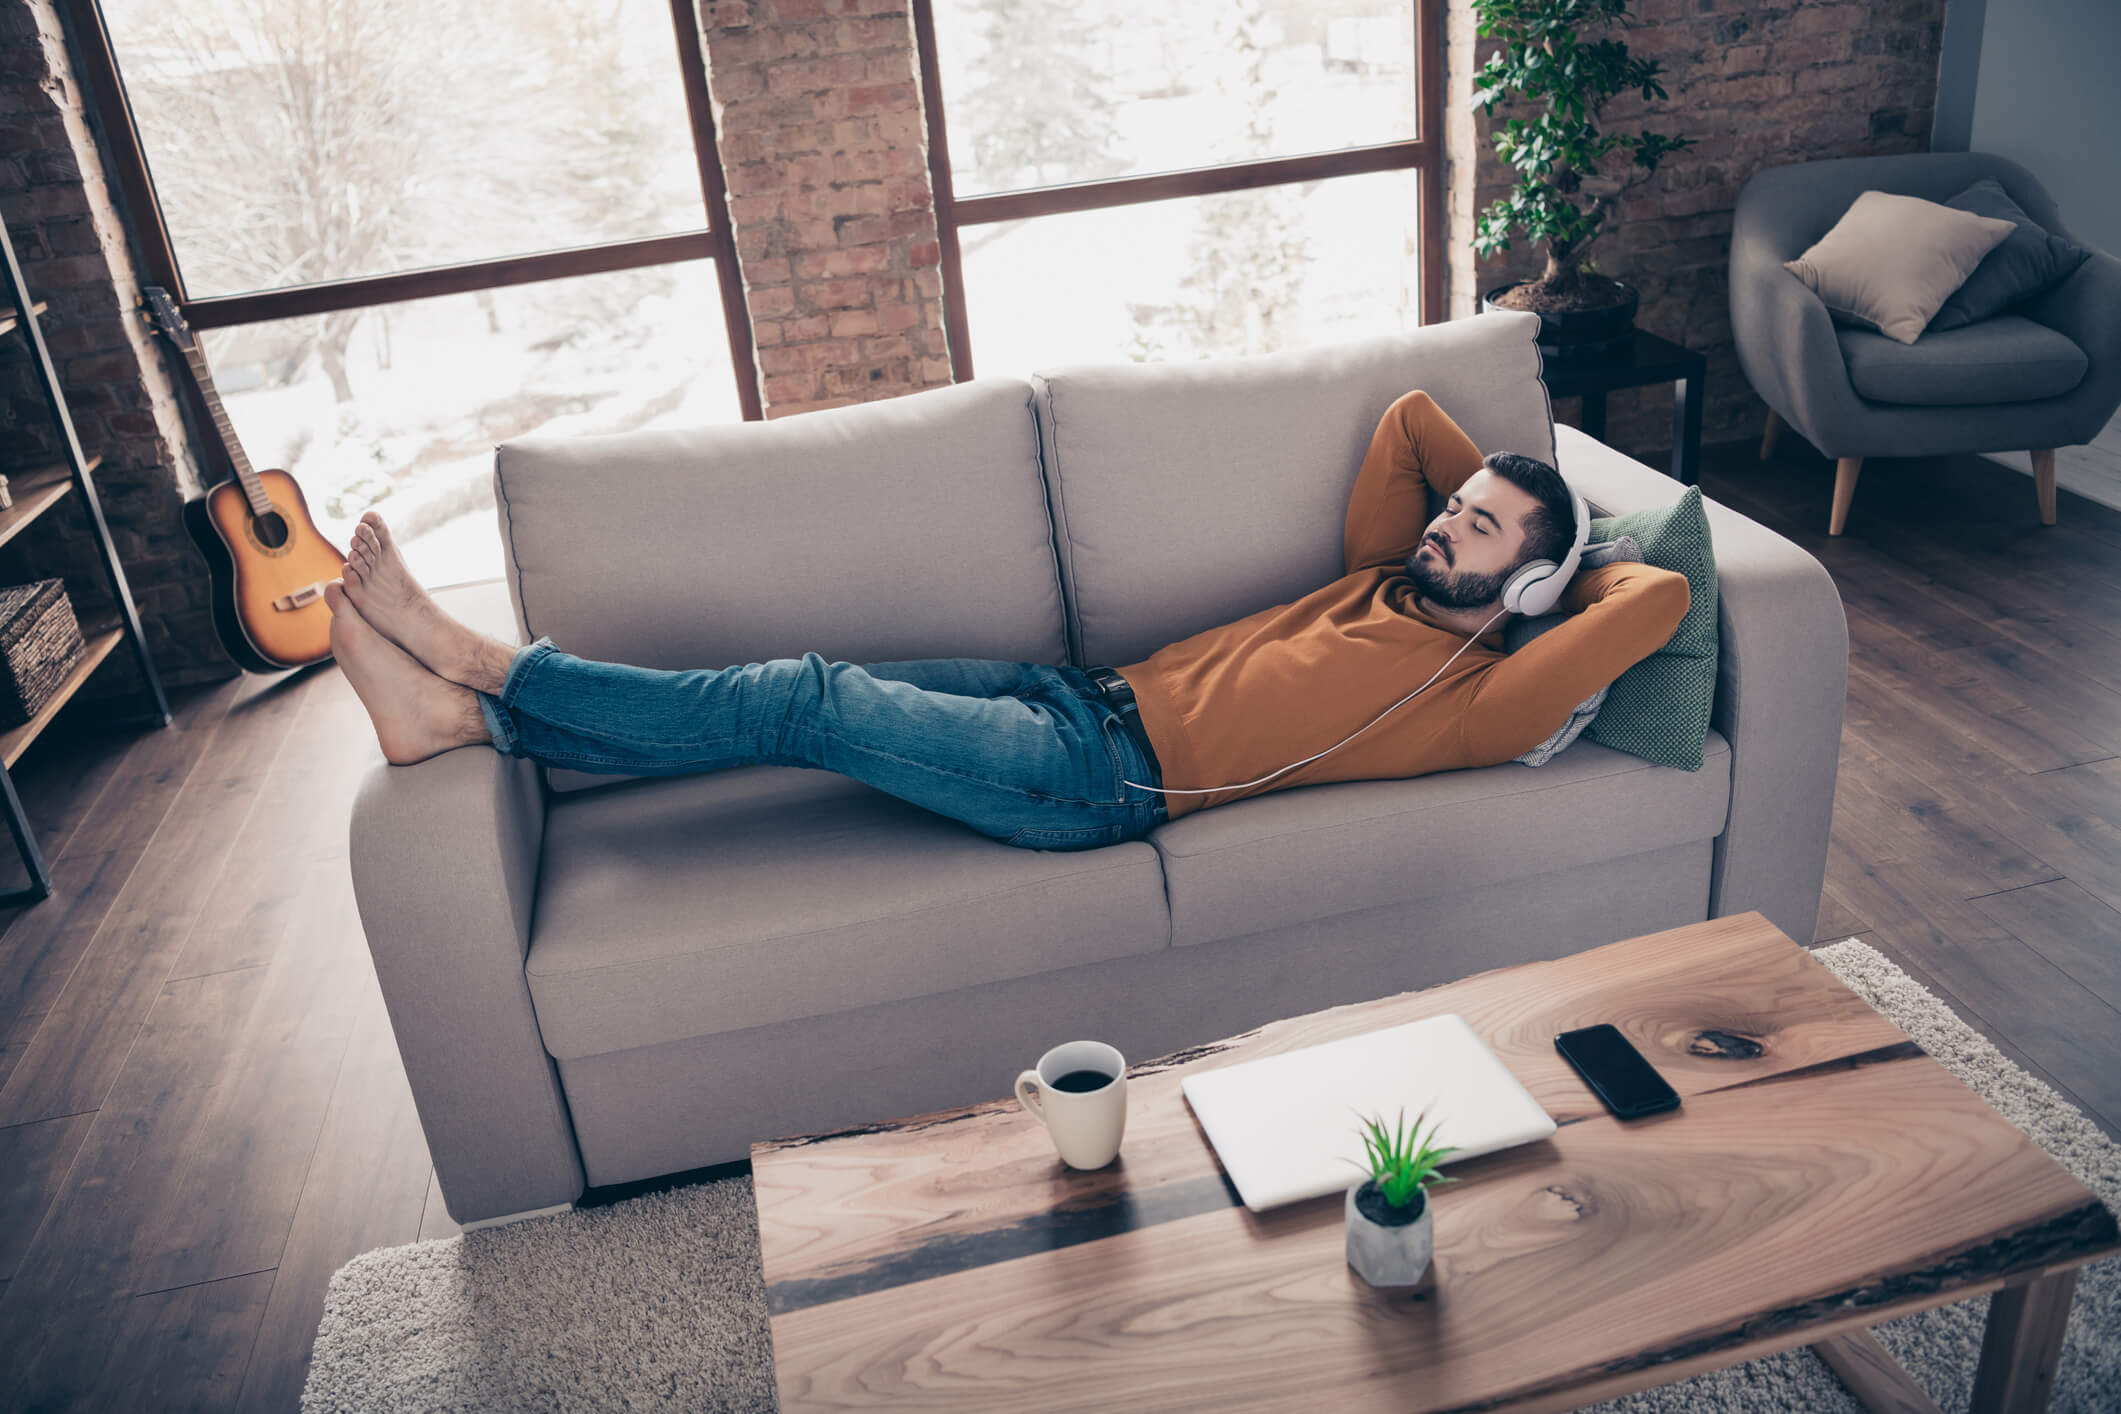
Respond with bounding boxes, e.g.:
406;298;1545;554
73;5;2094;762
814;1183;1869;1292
475;639;1169;851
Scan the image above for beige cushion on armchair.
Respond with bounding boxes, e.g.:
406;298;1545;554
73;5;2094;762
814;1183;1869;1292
1782;189;2016;344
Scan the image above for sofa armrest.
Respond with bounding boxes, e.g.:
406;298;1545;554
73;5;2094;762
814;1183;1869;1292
348;744;584;1225
1553;424;1847;943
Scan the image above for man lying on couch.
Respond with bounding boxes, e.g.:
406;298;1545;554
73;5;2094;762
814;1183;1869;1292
326;390;1689;851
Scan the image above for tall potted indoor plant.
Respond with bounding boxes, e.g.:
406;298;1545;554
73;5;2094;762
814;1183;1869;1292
1472;0;1695;358
1345;1108;1459;1289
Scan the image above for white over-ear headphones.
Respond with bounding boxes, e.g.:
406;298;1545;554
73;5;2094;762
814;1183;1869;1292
1121;466;1592;798
1499;476;1591;618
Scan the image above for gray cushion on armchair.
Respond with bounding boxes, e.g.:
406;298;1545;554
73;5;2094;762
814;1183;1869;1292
1930;176;2093;332
1834;316;2088;406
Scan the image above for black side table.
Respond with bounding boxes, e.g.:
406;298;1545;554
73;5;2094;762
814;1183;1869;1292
1538;329;1707;486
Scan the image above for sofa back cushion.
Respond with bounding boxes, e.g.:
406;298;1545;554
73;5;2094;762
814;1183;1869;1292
494;377;1068;792
1031;312;1556;668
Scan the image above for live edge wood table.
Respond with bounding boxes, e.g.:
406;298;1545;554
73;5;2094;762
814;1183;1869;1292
751;913;2119;1413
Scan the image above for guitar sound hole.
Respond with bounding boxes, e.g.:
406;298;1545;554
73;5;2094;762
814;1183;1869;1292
252;510;290;549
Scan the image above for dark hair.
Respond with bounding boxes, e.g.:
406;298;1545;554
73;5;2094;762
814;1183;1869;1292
1481;451;1575;568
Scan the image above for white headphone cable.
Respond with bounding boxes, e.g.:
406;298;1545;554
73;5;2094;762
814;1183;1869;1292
1119;605;1511;796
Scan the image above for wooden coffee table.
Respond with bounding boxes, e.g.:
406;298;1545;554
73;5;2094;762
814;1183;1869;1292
752;913;2118;1413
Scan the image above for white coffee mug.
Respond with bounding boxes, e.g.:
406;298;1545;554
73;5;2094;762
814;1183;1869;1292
1015;1040;1128;1170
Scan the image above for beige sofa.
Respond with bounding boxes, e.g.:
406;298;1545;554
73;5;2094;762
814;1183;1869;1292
348;311;1847;1228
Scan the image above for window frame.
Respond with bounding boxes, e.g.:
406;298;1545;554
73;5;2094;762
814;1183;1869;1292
62;0;763;420
908;0;1447;380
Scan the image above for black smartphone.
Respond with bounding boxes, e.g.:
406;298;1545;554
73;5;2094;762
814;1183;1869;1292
1554;1024;1681;1119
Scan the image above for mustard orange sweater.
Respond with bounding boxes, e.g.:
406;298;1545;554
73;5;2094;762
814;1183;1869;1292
1116;390;1691;822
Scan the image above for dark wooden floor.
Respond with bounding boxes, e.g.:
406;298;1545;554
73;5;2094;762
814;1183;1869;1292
0;436;2117;1410
1698;436;2121;1140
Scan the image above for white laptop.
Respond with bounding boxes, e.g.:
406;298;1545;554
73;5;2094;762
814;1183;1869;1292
1180;1013;1557;1212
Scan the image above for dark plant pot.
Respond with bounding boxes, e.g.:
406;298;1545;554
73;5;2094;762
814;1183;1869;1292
1482;279;1640;362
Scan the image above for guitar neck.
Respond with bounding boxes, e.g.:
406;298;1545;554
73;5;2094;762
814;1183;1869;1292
180;343;271;515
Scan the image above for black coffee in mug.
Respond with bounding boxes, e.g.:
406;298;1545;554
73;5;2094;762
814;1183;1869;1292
1018;1040;1128;1169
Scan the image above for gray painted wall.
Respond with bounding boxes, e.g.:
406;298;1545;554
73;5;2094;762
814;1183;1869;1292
1937;0;2121;254
1931;0;1986;152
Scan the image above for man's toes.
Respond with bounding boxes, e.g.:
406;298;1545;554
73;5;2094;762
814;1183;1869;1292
324;580;348;614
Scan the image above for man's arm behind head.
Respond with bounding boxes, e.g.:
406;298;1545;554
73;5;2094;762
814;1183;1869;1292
1461;562;1691;764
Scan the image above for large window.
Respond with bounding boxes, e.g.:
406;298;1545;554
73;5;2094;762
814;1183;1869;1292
72;0;1440;589
962;171;1422;376
99;0;709;297
919;0;1441;376
194;261;740;587
933;0;1420;194
77;0;754;588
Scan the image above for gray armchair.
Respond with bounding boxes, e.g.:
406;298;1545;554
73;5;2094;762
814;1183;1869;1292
1731;152;2121;534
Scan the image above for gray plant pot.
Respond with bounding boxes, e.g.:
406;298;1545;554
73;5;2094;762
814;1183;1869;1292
1344;1181;1434;1289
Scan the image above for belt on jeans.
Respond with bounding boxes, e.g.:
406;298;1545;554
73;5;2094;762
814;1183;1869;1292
1082;666;1163;786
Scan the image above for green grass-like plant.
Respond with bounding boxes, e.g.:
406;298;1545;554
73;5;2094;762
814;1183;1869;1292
1352;1107;1462;1211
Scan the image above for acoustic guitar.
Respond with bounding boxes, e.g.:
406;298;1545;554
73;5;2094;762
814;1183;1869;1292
142;286;344;673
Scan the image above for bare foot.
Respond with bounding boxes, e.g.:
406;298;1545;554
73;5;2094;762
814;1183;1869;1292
326;580;489;766
340;511;490;687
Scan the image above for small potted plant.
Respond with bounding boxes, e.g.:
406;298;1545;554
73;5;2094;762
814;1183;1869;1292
1345;1107;1459;1289
1470;0;1695;359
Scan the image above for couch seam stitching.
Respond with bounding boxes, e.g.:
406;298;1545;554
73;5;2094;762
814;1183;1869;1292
1526;311;1559;466
1026;379;1075;668
495;453;533;640
1045;376;1087;667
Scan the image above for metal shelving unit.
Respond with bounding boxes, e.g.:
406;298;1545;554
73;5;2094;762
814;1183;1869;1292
0;210;173;906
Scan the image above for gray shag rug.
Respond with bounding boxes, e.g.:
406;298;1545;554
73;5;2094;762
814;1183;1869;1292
301;940;2121;1412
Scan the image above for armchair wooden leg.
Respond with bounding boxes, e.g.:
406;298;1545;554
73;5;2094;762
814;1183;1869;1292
1830;456;1862;536
1760;408;1781;460
2031;448;2057;525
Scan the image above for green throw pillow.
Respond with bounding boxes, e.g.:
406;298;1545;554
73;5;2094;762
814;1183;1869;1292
1583;485;1718;771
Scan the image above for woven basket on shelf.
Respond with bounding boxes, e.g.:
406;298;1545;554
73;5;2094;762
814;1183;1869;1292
0;578;87;729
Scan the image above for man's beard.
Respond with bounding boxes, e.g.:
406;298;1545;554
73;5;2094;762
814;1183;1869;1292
1404;548;1512;611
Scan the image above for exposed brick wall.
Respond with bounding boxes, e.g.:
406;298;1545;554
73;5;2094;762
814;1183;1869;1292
1446;0;1947;461
0;0;235;707
698;0;952;420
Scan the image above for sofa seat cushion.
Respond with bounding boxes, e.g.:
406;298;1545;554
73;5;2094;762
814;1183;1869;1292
526;766;1172;1061
1834;316;2087;406
1147;731;1731;950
